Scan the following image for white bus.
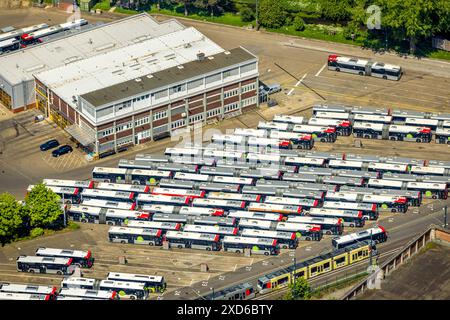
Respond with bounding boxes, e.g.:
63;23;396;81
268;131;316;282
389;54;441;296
35;247;93;268
328;160;364;171
179;206;226;217
174;172;210;182
80;198;136;211
247;136;292;149
322;201;378;220
410;165;448;176
314;111;350;121
0;23;48;42
248;202;302;214
284;156;326;167
236;218;275;230
182;224;238;236
0;38;20;53
307;118;352;136
240;229;298;249
234;128;266;137
61;277;96;290
211;134;245;145
16;256;75;275
43;178;94;189
388;125;432;143
207;192;261;202
58;288;118;300
404;118;439;130
27;184;80;204
203;149;244;160
136;193;189;206
108;226;163;246
164;231;221;251
435;128;450;145
106;272;166;293
309;208;364;227
332;226;388;249
246;153;281;163
0;292;51;300
222;236;280;255
99;280;148;300
257;121;290;131
268;131;314;149
96;182;150;193
151;188;205;199
292;125;337;142
92;167;171;185
227;210;283;221
192;198;246;210
272;114;305;125
212;176;254;186
0;283;58;300
274;222;322;241
165;147;203;158
353;114;392;124
126;220;181;231
368;178;404;190
287;216;343;235
264;196;319;208
67;205;149;225
406;182;448;199
81;188;135;203
368;162;409;174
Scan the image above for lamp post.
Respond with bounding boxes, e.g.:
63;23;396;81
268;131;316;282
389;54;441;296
210;287;215;300
444;205;448;228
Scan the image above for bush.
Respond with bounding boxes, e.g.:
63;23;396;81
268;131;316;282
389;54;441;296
30;228;44;238
240;6;255;23
293;16;306;31
343;21;361;40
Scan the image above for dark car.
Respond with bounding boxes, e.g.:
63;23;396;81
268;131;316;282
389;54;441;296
40;139;60;151
52;145;73;157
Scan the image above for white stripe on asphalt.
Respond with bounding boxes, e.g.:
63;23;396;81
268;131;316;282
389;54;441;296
315;63;327;76
287;73;308;96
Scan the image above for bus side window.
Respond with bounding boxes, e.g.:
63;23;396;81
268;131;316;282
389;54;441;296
324;262;330;270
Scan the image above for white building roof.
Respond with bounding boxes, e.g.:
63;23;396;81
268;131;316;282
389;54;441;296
35;27;224;109
0;14;185;85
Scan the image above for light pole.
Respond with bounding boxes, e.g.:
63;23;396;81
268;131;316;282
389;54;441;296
210;287;215;300
255;0;260;31
444;205;448;228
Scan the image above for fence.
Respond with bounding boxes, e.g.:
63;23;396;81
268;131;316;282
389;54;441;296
341;224;450;300
432;37;450;52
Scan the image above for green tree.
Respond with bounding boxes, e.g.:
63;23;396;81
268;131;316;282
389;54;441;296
317;0;354;22
240;6;254;23
0;193;27;245
193;0;231;17
24;184;63;229
292;15;306;31
258;0;287;29
284;277;312;300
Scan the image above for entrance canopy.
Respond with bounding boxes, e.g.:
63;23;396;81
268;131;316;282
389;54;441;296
65;125;95;146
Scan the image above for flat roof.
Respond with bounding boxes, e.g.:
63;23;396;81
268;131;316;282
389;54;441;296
82;46;256;107
37;26;229;108
0;13;185;85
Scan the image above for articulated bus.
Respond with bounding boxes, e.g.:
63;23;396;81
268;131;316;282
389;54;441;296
328;160;364;171
140;204;178;214
332;226;388;249
264;196;319;209
308;208;364;227
275;223;322;241
287;216;343;235
182;224;238;236
436;128;450;145
164;147;203;158
35;247;93;268
405;118;439;131
268;131;314;149
136;194;189;206
192;198;246;210
61;277;96;290
388;125;432;143
126;220;181;231
257;241;376;295
284;156;326;167
291;125;337;142
99;280;148;300
27;185;80;204
307;118;352;136
108;227;163;246
81;189;135;203
248;202;302;215
0;23;48;43
174;172;210;183
339;185;422;206
192;216;237;227
238;218;275;230
223;236;279;255
350;105;390;116
234;128;266;138
257;121;290;131
17;256;75;275
410;165;449;176
368;162;410;174
314;111;350;121
107;272;166;293
0;292;51;300
81;198;136;211
312;103;349;114
353;122;385;139
200;166;235;177
323;201;378;220
96;182;150;194
272;114;305;125
241;229;298;249
43;178;94;189
179;206;225;217
203;149;244;161
353;114;392;124
67;204;149;225
406;182;448;199
152;213;188;224
206;192;261;203
92;167;171;185
151;188;205;199
212;176;254;186
247;136;293;150
0;283;57;300
164;231;221;251
227;210;283;221
58;288;117;300
325;191;408;213
246;153;281;164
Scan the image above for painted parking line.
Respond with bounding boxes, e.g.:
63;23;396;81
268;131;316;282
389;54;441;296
287;73;308;96
315;63;327;77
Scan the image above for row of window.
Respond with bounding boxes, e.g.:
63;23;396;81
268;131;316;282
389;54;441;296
153;110;168;121
189;113;204;124
224;102;239;113
242;82;257;94
207;107;221;118
242;96;258;108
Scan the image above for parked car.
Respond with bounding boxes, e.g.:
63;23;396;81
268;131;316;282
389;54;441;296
52;145;73;157
266;84;281;94
40;139;59;151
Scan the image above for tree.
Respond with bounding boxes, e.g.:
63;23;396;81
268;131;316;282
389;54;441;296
258;0;287;29
0;193;27;245
317;0;354;22
240;6;254;23
284;277;312;300
177;0;194;16
292;15;306;31
24;184;63;229
193;0;230;17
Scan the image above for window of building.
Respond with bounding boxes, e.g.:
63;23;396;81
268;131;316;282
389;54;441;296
82;103;95;118
116;136;133;147
116;122;132;133
153;89;168;100
241;96;257;108
223;67;239;79
224;88;239;99
171;119;186;129
99;127;114;138
240;62;257;74
171;105;185;116
224;102;239;112
207;108;221;118
96;106;113;119
189;113;204;124
153;110;168;121
205;73;221;84
170;84;186;95
115;100;131;113
153;124;169;135
242;82;256;93
187;78;203;90
135;116;150;127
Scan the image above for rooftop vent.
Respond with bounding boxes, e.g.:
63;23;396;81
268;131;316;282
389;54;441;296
197;52;205;61
146;74;154;79
177;65;184;69
135;78;142;82
224;51;231;55
207;56;215;60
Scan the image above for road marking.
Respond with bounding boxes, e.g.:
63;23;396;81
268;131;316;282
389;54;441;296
287;73;307;95
315;63;327;77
